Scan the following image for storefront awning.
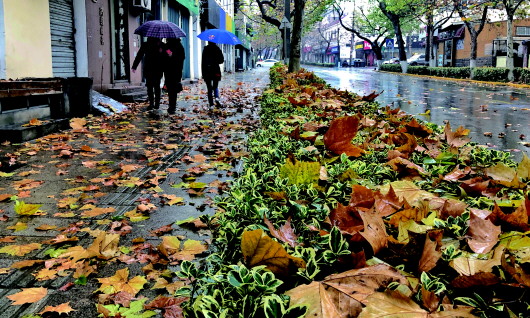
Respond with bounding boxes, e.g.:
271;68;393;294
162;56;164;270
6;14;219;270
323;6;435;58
175;0;199;15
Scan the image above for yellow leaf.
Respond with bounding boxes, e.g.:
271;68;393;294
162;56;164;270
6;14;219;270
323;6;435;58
279;157;321;185
241;229;305;276
6;287;48;305
0;243;41;256
124;209;149;222
97;268;146;295
158;236;181;258
7;222;27;232
174;240;208;261
14;200;42;215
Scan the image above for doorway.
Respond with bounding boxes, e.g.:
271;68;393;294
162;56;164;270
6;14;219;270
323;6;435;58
110;0;130;81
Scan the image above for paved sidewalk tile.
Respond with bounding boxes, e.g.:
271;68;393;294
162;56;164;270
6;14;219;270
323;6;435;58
0;69;269;317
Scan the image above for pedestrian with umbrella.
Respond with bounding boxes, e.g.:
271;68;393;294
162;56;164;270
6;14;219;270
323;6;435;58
132;37;164;111
163;38;185;115
198;29;241;107
133;20;186;112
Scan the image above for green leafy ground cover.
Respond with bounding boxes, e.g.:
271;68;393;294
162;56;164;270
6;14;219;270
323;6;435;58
179;65;530;317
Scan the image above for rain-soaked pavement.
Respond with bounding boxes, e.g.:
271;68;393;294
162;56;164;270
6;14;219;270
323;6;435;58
306;66;530;159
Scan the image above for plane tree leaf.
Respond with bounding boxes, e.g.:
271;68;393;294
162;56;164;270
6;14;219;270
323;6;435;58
6;287;48;305
264;216;299;247
0;243;42;256
444;122;470;148
323;116;364;157
14;200;42;215
287;264;408;317
359;210;388;255
467;209;501;254
359;290;476;317
418;230;443;273
279;156;321;185
97;268;147;296
241;229;305;276
39;302;75;315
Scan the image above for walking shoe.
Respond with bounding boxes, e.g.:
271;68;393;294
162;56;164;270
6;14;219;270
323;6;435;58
167;108;176;115
214;98;222;107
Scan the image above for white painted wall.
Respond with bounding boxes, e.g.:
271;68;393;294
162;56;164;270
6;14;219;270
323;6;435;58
0;0;6;79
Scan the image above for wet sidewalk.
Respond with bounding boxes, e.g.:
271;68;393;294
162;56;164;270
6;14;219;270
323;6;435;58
0;69;268;317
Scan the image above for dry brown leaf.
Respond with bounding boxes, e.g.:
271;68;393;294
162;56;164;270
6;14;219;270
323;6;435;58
287;264;408;317
418;230;443;273
323;116;364;157
467;210;501;254
359;210;388;255
264;216;299;247
241;229;305;276
6;287;48;305
359;290;476;317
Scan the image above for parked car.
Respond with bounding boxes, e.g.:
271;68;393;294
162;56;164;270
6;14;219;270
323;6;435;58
382;57;400;64
407;54;428;66
257;59;279;67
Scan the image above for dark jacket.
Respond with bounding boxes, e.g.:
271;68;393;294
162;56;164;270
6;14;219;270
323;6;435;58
132;38;164;80
164;39;185;83
201;43;224;80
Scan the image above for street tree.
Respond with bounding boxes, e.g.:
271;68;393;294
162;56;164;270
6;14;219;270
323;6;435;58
500;0;528;81
376;0;422;72
245;0;331;72
453;0;492;76
335;4;391;67
419;0;455;66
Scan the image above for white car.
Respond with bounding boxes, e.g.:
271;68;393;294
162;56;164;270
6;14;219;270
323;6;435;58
257;59;279;67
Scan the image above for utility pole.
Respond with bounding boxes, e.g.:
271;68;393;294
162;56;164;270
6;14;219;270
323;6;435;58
280;16;292;65
284;0;291;65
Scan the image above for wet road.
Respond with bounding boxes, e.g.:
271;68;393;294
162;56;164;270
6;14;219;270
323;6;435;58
305;66;530;158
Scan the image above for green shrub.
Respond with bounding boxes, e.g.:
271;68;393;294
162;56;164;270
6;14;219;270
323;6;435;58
515;68;530;84
472;67;509;82
379;64;402;72
407;66;430;75
428;67;470;79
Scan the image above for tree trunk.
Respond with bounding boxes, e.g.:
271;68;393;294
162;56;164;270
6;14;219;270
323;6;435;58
288;0;305;72
507;15;515;81
379;1;407;73
425;16;433;62
469;32;478;79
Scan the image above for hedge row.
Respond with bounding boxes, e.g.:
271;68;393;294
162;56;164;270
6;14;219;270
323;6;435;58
379;64;530;84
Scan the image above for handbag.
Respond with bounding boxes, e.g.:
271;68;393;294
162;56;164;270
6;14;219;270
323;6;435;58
176;82;183;93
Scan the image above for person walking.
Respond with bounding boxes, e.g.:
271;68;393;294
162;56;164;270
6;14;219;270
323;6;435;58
201;42;224;107
163;38;185;115
132;37;164;111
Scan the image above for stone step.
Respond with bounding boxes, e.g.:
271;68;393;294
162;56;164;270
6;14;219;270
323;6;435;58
0;118;69;143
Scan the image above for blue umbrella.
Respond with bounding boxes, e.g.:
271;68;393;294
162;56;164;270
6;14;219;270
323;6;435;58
134;20;186;38
197;29;242;45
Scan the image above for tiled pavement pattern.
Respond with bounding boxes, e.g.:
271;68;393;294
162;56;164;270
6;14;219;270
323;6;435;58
0;69;268;317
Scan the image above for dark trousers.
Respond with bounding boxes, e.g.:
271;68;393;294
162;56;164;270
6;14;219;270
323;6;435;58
204;78;219;106
146;74;162;109
166;81;179;111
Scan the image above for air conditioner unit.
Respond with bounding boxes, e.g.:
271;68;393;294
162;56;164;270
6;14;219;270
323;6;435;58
132;0;151;10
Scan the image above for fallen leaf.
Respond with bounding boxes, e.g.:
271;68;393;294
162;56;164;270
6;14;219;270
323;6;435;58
6;287;48;305
324;116;364;157
264;216;299;247
287;264;407;317
97;268;147;296
241;229;305;276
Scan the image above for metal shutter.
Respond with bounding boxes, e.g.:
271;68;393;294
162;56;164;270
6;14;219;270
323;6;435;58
49;0;76;77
